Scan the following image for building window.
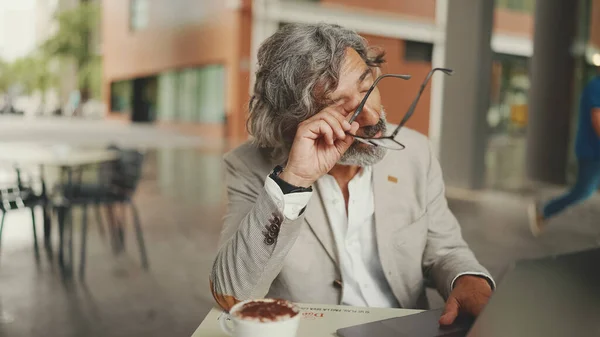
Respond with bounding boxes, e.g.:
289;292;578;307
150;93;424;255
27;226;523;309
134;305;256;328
485;53;531;190
130;0;149;31
404;41;433;62
110;80;132;113
157;65;226;123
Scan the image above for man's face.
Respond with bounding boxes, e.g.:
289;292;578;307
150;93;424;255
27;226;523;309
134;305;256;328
326;47;387;166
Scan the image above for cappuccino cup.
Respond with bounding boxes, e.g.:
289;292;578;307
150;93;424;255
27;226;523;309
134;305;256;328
219;298;300;337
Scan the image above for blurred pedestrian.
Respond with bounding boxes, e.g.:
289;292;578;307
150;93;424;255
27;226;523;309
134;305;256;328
529;75;600;235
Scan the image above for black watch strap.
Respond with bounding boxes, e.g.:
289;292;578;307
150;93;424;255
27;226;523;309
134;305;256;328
269;165;313;194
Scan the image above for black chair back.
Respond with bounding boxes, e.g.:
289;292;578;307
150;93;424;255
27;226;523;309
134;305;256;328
108;146;145;195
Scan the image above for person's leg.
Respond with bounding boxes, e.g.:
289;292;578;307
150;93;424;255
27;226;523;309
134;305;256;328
542;159;600;219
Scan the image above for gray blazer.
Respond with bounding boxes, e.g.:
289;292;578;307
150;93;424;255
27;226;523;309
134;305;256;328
210;128;491;310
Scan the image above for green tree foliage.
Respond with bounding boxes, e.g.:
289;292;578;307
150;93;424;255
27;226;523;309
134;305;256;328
0;53;57;95
43;1;100;100
0;59;11;94
11;53;57;96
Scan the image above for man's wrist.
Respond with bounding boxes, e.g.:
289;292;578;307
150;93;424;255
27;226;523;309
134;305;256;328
279;169;313;188
454;274;494;292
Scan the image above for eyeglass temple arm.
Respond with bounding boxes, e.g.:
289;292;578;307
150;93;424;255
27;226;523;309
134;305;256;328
390;67;454;138
347;74;411;124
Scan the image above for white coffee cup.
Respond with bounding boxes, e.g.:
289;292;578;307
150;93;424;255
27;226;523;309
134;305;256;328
219;299;301;337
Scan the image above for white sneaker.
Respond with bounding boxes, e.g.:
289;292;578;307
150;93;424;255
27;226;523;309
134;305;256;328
528;202;545;237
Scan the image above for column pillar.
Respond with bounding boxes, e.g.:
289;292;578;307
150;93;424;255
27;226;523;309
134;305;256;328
526;0;579;184
438;0;495;189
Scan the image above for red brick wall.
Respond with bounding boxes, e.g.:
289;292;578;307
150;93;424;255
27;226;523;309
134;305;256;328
494;9;534;38
322;0;435;19
102;0;249;141
591;0;600;48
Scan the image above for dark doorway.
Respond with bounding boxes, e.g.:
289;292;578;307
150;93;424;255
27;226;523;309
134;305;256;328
131;76;158;123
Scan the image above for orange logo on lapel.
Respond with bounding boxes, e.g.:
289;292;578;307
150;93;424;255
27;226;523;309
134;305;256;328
387;175;398;183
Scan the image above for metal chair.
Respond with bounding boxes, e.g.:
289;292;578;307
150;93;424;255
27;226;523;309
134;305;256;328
53;146;149;278
0;167;45;259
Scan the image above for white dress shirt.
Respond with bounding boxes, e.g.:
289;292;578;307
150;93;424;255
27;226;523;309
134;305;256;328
265;167;397;307
317;167;400;307
264;168;493;308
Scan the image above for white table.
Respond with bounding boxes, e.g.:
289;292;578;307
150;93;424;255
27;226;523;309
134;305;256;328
192;303;422;337
0;143;119;167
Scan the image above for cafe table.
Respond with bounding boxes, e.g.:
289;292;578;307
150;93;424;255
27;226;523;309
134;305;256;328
191;303;422;337
0;143;119;264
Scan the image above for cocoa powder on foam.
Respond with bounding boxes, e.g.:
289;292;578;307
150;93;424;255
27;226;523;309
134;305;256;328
233;299;298;323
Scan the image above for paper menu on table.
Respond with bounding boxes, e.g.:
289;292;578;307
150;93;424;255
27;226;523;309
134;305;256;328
191;303;422;337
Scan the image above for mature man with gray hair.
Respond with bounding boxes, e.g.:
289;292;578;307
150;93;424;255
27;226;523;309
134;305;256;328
210;23;493;325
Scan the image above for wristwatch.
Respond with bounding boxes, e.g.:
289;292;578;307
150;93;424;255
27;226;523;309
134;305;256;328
269;165;313;194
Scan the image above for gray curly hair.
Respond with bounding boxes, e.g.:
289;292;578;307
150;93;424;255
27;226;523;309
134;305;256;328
247;23;385;162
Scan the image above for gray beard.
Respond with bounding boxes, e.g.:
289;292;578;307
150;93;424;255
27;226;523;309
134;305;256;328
338;113;388;167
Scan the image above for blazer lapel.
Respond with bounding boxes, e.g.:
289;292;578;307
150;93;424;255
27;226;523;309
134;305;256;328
373;154;421;308
373;156;414;235
304;184;338;265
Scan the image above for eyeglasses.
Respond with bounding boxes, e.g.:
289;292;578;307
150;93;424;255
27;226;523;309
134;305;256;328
347;67;454;150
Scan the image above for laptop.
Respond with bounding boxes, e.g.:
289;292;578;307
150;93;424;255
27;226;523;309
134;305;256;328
337;247;600;337
336;308;472;337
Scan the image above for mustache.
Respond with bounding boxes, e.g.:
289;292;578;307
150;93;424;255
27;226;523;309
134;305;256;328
360;118;387;137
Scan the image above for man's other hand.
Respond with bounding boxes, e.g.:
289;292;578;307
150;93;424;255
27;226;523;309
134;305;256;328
439;275;492;326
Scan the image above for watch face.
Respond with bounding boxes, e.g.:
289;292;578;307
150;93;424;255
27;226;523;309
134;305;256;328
270;165;312;194
271;165;284;177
